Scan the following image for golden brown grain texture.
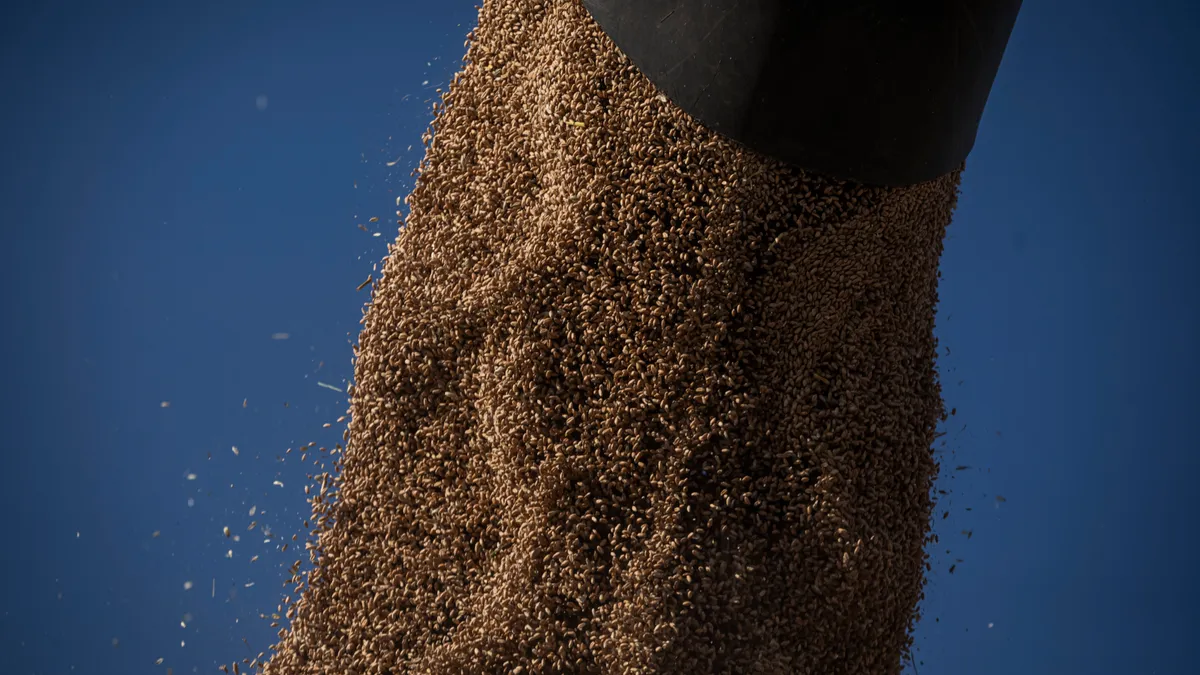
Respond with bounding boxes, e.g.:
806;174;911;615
259;1;960;673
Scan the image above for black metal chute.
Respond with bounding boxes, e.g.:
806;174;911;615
581;0;1023;187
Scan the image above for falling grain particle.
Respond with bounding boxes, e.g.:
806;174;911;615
183;581;193;591
368;216;380;223
273;480;284;488
316;382;342;393
152;530;161;538
249;506;257;516
245;582;256;588
271;333;290;340
226;550;233;558
242;398;248;408
231;446;239;456
223;526;231;537
358;223;368;231
160;401;171;408
185;473;197;481
250;555;259;563
356;276;373;291
212;579;215;597
156;657;164;665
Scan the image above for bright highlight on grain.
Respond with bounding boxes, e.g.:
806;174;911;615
254;1;961;673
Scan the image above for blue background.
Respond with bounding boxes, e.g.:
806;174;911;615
1;1;1196;673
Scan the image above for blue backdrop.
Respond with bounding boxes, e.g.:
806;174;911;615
1;1;1196;673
